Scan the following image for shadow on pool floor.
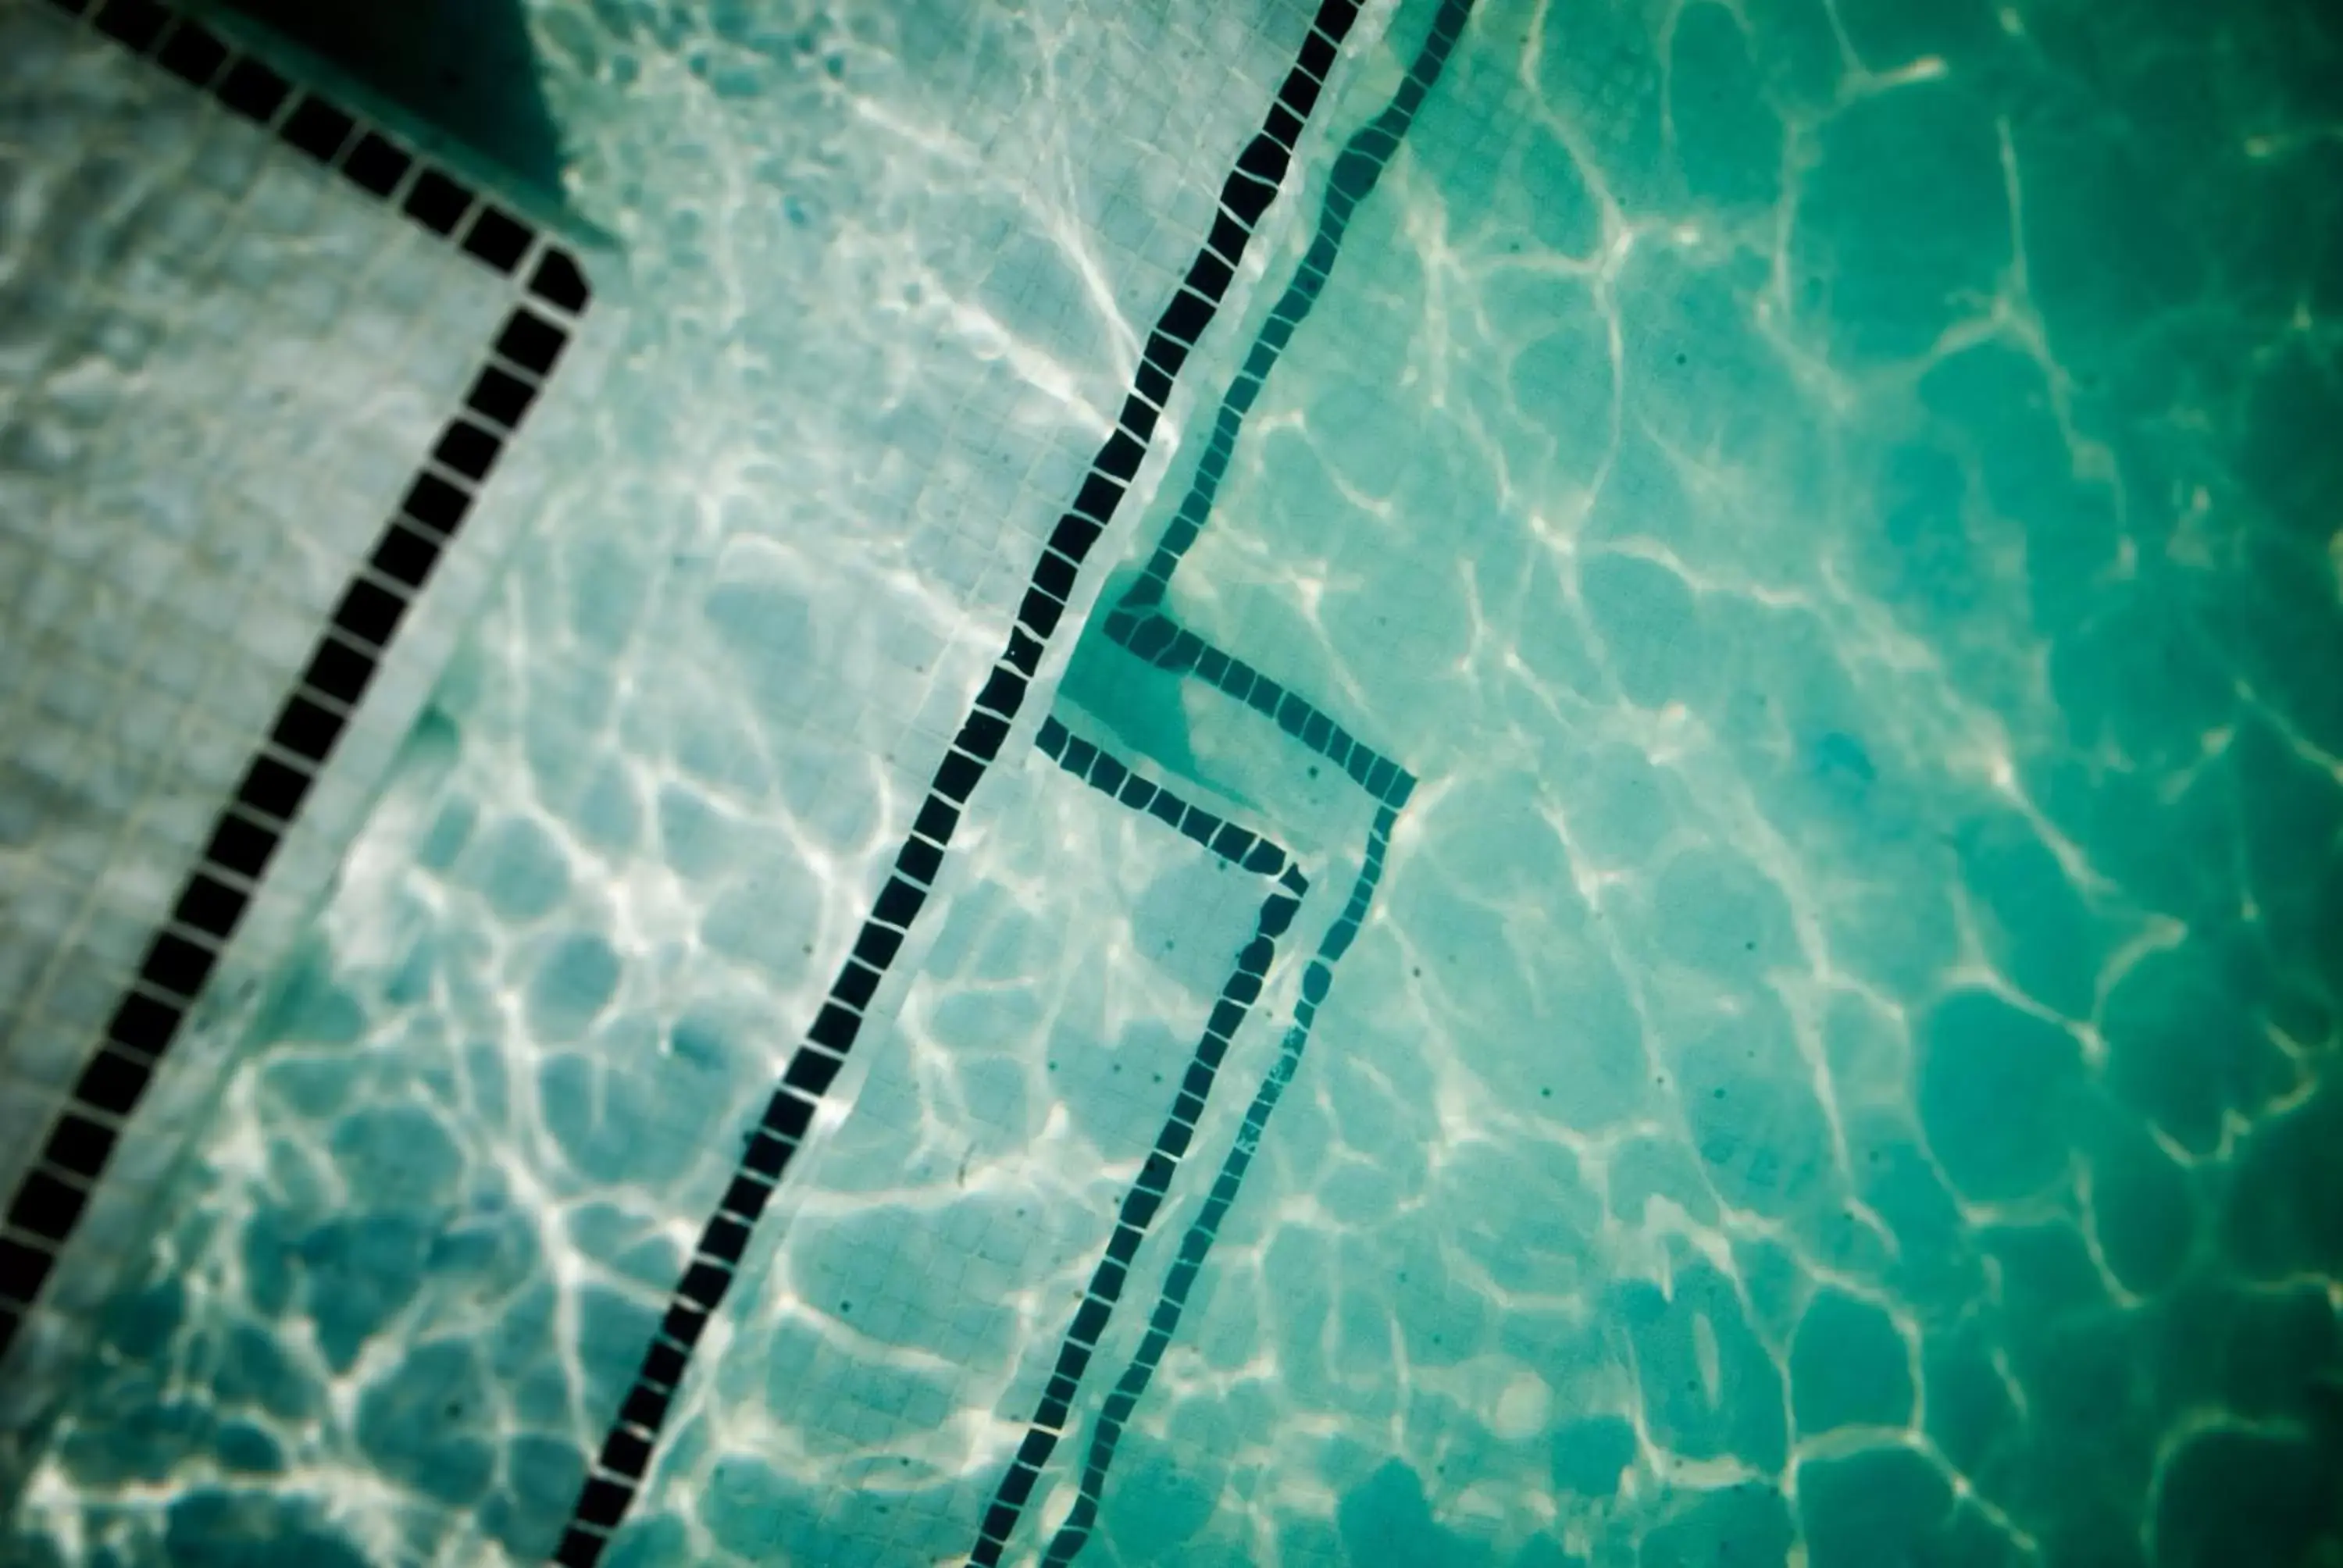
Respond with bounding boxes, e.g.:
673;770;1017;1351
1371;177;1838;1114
202;0;574;219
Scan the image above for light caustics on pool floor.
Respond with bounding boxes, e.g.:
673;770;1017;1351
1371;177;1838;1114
9;0;2343;1564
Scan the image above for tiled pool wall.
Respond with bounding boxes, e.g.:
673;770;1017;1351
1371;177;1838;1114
5;0;1409;1560
5;0;2343;1564
1;0;617;1463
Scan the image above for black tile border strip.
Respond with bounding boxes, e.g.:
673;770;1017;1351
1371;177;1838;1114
963;720;1313;1566
0;0;594;1362
548;2;1375;1561
36;0;595;318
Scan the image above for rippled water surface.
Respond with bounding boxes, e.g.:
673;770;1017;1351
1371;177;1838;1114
9;0;2343;1563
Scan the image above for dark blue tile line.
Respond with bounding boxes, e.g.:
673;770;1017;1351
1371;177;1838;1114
1;0;593;1365
1116;612;1418;808
550;2;1371;1562
968;723;1308;1568
1039;804;1396;1567
1103;0;1474;625
1094;0;1473;817
965;5;1471;1558
1036;717;1300;880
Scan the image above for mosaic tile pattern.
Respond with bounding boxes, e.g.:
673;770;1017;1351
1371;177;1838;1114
0;0;604;1437
9;0;2341;1562
1;0;1389;1560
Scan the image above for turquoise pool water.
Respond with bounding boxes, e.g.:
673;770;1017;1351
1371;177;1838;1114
7;0;2342;1563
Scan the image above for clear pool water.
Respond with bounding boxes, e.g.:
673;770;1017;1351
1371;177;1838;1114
7;0;2342;1563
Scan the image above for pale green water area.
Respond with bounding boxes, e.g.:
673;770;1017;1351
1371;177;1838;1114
5;0;2342;1564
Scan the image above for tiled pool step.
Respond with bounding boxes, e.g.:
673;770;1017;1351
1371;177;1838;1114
2;0;602;1396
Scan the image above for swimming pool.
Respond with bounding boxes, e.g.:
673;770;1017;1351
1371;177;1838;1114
3;0;2341;1563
